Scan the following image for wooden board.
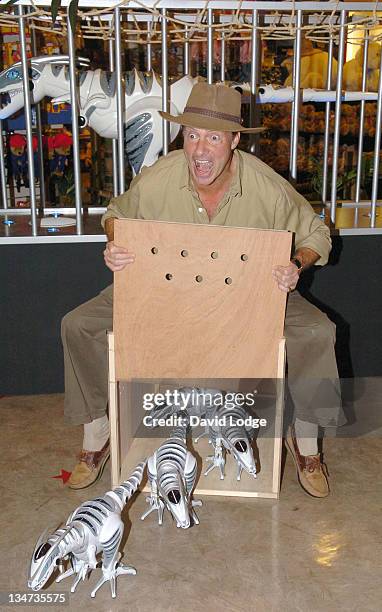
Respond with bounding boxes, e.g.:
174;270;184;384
114;219;292;380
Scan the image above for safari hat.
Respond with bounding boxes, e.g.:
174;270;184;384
159;82;265;133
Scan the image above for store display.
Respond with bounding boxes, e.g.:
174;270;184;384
343;41;381;91
282;39;338;89
28;461;146;599
0;55;195;173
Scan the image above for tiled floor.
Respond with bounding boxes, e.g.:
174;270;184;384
1;394;381;612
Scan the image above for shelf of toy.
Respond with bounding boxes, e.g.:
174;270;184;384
3;110;72;131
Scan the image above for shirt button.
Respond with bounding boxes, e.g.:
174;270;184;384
198;207;204;212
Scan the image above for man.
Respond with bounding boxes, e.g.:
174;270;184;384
62;82;342;497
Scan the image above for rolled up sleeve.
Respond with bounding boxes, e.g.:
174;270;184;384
275;183;331;266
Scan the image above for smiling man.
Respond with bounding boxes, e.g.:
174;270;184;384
61;83;343;496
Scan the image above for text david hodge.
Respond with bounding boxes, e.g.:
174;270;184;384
143;415;268;428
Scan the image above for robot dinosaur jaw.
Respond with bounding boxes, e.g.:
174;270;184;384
0;55;90;120
28;527;70;591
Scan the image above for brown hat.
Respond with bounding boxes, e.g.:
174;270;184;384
159;82;265;133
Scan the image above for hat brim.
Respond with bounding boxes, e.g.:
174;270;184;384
159;110;266;134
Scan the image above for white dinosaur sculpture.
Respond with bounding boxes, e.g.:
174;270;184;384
0;55;196;173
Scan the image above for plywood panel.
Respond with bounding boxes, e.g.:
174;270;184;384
114;220;291;380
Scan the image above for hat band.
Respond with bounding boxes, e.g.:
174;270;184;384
184;106;241;125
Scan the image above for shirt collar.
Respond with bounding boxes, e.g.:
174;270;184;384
179;149;243;197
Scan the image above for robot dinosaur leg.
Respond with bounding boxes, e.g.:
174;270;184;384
91;546;136;598
140;458;165;525
204;438;226;480
69;558;90;593
140;479;165;525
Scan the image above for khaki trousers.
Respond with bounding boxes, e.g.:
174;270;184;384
61;284;342;427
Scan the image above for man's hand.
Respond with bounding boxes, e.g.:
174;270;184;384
272;261;300;293
104;241;135;272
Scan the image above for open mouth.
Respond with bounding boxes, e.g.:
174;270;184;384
0;88;22;109
194;159;213;177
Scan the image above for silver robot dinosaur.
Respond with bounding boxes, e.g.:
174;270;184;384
141;422;201;529
0;55;196;173
196;401;257;481
28;461;146;599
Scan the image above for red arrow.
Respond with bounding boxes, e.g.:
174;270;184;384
51;469;72;484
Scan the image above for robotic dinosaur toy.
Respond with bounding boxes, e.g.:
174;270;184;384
147;386;256;481
195;401;257;481
0;55;196;174
141;422;201;529
28;461;146;599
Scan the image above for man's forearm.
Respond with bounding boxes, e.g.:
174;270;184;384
292;247;320;272
105;217;115;242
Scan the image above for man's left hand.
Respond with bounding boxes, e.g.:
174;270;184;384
272;262;300;293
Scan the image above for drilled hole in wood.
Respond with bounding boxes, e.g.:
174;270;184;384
195;275;203;283
225;277;232;285
181;250;188;257
241;254;248;261
151;247;158;254
211;251;218;259
165;273;173;280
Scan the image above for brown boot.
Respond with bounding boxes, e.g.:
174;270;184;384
286;426;329;498
68;440;110;490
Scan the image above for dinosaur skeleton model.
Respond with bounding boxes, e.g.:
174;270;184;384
0;55;196;173
28;461;146;599
195;402;257;481
141;422;201;528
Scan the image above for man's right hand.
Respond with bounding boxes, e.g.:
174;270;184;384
104;241;136;272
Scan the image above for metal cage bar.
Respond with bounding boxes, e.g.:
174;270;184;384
161;8;169;155
330;10;347;225
0;122;7;210
184;24;190;76
370;46;382;228
31;20;46;212
207;8;213;84
115;6;125;194
355;34;369;205
67;6;83;233
322;35;334;206
18;4;38;235
289;9;303;180
109;37;119;198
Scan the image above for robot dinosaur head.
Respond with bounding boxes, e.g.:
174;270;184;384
159;462;191;529
28;527;69;591
0;55;90;120
226;436;257;478
0;60;42;119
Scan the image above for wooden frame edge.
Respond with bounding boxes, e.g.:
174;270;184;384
108;332;120;488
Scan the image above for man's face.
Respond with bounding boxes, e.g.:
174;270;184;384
183;127;240;188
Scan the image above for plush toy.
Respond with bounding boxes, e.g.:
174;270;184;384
49;132;72;176
8;133;28;191
282;39;338;89
343;42;381;92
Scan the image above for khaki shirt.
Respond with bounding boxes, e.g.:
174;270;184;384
101;149;331;265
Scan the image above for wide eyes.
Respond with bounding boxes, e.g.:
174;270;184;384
6;69;20;80
187;133;221;144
